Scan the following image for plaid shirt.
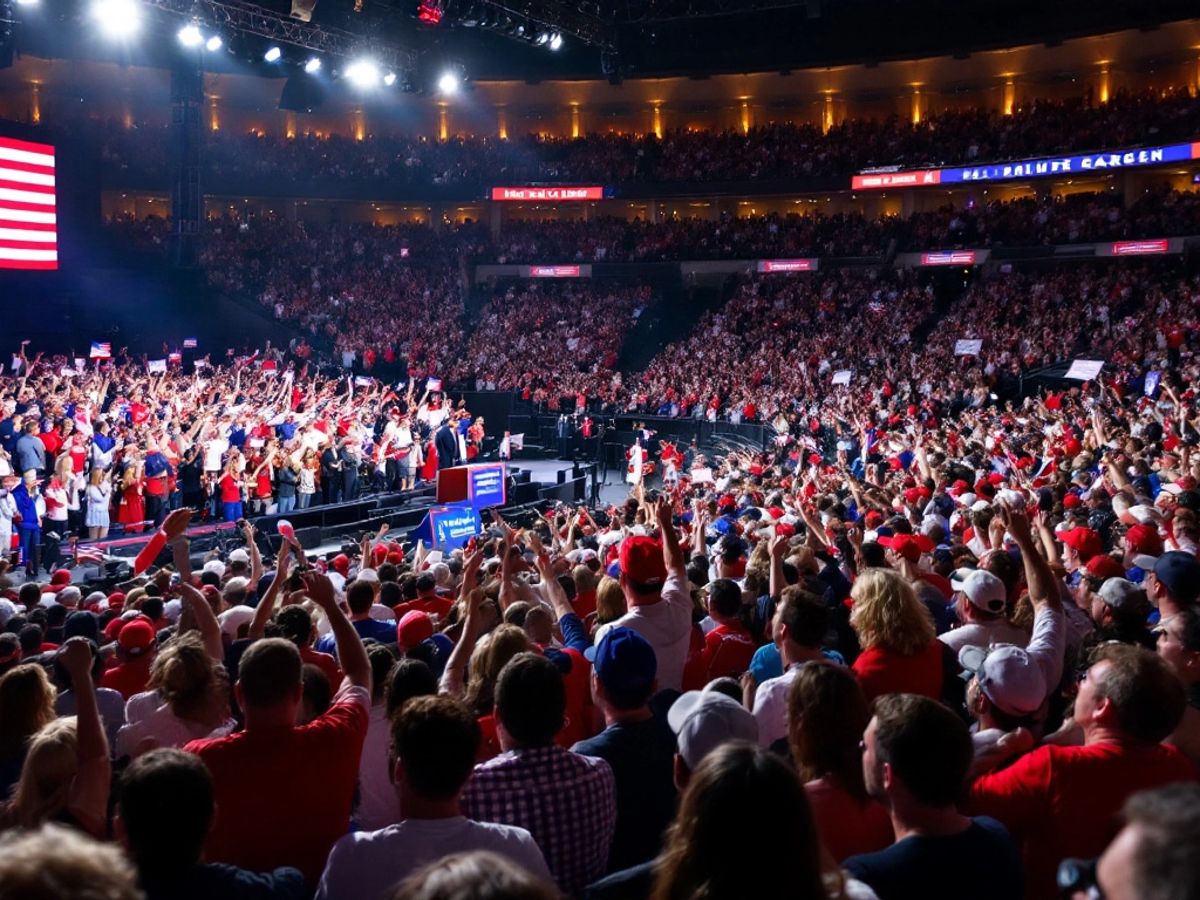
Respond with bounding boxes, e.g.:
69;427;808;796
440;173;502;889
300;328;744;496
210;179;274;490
463;745;616;896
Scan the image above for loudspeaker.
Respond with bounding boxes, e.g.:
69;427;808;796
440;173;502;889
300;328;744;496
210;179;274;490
293;526;323;550
290;0;318;21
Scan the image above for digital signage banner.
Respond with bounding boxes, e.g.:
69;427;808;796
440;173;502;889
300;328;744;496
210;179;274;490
756;258;818;273
528;265;585;278
491;186;605;201
921;251;978;266
852;141;1200;191
1110;239;1170;256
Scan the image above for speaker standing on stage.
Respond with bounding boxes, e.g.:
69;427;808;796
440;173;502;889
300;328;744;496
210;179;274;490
435;421;460;472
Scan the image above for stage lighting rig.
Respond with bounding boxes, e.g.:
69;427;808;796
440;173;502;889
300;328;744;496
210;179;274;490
91;0;142;38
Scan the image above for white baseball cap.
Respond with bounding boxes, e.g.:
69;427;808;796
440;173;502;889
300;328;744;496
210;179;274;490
228;548;250;565
667;688;759;770
951;568;1007;615
959;644;1047;718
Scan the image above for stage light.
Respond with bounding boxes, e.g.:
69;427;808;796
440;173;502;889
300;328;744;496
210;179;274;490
549;32;562;50
264;46;282;62
177;23;203;47
534;31;549;45
304;56;321;73
205;34;223;51
345;58;380;87
383;71;397;86
437;71;459;95
15;0;39;7
91;0;141;39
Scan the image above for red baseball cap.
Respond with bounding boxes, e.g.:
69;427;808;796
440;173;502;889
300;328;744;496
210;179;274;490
118;619;157;656
107;591;126;611
619;537;667;590
1063;493;1082;509
50;569;72;587
331;554;350;576
1124;524;1164;556
1085;554;1125;581
397;610;434;650
878;533;934;563
1061;527;1103;562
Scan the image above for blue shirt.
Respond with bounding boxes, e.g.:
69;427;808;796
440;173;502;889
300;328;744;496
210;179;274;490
316;617;396;656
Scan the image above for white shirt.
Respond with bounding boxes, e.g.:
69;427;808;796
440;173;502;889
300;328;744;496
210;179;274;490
316;817;551;900
114;701;235;760
595;571;694;692
753;662;804;748
938;619;1031;656
355;702;401;831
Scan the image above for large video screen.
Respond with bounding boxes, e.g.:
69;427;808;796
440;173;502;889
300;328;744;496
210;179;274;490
0;136;58;270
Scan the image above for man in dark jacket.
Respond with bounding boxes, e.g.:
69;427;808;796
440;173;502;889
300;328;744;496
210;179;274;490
434;422;459;472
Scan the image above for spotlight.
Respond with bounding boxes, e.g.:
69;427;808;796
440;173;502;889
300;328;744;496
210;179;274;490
177;23;203;47
549;32;562;50
345;58;380;88
534;31;549;45
15;0;39;7
264;45;282;62
437;71;459;95
91;0;141;39
304;57;321;73
383;71;397;86
205;34;223;51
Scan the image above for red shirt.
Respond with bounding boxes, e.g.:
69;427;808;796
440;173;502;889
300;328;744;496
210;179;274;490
805;778;893;863
852;641;944;702
100;657;154;699
186;685;369;884
969;741;1197;900
683;622;756;691
573;589;597;621
300;645;343;689
218;473;241;504
392;595;453;621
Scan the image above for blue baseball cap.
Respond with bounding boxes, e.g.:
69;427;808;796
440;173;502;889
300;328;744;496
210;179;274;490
1154;551;1200;606
585;626;657;697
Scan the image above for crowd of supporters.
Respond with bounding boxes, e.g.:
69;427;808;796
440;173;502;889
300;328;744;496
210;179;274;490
69;85;1200;187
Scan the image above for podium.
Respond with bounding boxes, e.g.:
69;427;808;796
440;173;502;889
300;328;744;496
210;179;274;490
410;504;482;551
436;462;507;510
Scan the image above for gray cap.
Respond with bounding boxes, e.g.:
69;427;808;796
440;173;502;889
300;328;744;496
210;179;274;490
667;687;759;770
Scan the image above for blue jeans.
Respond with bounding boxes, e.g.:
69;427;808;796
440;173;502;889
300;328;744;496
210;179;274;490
18;525;39;572
222;501;244;522
298;492;313;509
277;494;296;514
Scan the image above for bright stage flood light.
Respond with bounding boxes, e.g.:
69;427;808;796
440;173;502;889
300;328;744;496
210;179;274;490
437;71;459;95
345;59;380;87
264;46;282;62
304;57;321;73
549;32;562;50
205;34;222;51
177;22;203;47
383;71;397;86
92;0;142;39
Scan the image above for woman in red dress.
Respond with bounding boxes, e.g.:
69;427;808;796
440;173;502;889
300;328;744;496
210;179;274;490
467;417;485;461
117;452;146;534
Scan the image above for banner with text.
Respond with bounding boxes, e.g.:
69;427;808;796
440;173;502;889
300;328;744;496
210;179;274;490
491;186;606;201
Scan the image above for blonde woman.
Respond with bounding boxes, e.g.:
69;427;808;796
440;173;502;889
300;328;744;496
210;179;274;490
593;575;627;632
849;568;944;702
115;633;234;760
0;664;57;799
0;640;110;837
85;467;112;540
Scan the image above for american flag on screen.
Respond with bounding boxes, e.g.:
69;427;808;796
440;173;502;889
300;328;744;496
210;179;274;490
89;341;111;359
0;136;57;270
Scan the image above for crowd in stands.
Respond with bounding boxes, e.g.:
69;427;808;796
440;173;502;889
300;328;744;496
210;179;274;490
447;282;656;407
4;316;1200;897
64;85;1200;188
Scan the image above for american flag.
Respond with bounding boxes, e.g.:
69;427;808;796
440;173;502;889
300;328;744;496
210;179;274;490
183;338;198;349
89;341;112;359
0;136;58;270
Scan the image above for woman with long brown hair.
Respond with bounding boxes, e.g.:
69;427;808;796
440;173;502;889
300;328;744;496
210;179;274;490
0;664;57;799
649;742;873;900
788;663;893;862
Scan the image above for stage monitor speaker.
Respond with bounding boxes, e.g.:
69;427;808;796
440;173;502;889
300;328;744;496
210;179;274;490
293;526;323;550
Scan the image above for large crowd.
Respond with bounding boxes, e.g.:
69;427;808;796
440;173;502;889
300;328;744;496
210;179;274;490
3;298;1200;897
66;85;1200;188
5;71;1200;900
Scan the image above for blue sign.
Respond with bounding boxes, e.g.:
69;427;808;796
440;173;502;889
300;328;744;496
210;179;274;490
942;142;1196;185
430;504;482;551
468;463;507;509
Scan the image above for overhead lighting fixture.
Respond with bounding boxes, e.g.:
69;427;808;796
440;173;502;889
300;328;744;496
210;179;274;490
304;57;321;73
264;46;282;62
205;34;223;51
437;71;459;95
549;32;562;50
177;23;203;47
383;71;397;86
15;0;40;7
535;31;549;45
345;58;380;88
91;0;141;38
